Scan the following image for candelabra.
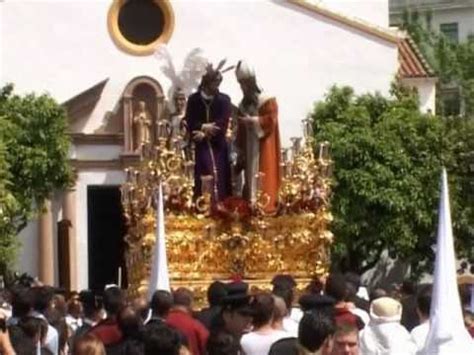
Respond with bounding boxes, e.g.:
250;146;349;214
121;116;334;300
279;119;333;214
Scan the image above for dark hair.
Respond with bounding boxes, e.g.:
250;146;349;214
143;323;181;355
298;310;335;352
272;286;294;310
401;280;417;295
206;331;240;355
79;290;102;318
271;274;297;290
306;278;324;294
103;287;125;316
207;281;227;307
369;288;387;302
325;274;347;302
344;272;361;290
251;293;275;328
199;70;223;91
10;286;32;318
173;288;193;308
150;290;173;317
18;316;48;341
31;286;54;314
416;285;432;317
344;282;357;300
118;306;143;339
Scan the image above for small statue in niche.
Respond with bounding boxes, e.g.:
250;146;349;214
169;88;187;139
133;100;152;151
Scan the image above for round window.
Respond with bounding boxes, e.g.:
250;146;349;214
108;0;174;56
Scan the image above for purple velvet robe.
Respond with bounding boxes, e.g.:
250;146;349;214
185;91;232;202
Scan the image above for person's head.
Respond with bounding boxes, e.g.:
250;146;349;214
222;307;253;336
325;274;348;303
344;273;361;291
68;298;83;319
369;288;387;303
272;286;294;311
79;290;102;321
143;323;181;355
272;295;288;326
10;286;32;318
173;288;193;312
31;286;54;314
235;60;260;98
220;282;253;336
237;77;259;98
103;286;125;317
370;297;402;322
18;316;48;345
416;285;432;322
52;292;67;316
206;331;240;355
271;274;297;291
173;89;187;113
331;325;359;355
207;281;227;307
150;290;173;318
251;292;275;329
298;294;335;314
73;334;106;355
298;310;336;353
131;296;149;323
306;278;324;295
118;306;143;339
200;69;222;96
400;280;417;296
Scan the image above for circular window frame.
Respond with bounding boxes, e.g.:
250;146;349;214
108;0;175;56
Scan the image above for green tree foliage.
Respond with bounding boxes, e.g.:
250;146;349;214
0;84;72;273
311;86;474;275
401;10;474;116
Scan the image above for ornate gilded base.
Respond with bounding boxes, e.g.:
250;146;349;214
126;211;333;301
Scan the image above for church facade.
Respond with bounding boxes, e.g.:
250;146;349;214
1;0;433;290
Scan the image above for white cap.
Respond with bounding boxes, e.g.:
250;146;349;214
235;60;255;81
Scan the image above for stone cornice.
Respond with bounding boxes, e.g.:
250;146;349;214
69;133;123;145
69;152;141;171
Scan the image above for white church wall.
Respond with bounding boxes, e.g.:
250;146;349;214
16;221;39;278
70;145;122;161
2;0;398;147
75;170;125;290
402;77;437;114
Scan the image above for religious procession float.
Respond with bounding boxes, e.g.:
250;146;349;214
120;52;334;300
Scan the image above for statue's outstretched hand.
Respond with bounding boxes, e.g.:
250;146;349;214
239;115;259;125
192;130;206;142
201;123;220;137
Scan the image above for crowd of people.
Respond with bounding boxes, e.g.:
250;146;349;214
0;273;472;355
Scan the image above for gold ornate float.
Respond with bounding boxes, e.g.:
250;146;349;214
121;118;334;300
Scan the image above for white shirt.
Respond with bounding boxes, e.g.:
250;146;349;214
410;321;429;353
241;329;288;355
31;311;59;355
65;314;83;333
283;307;303;337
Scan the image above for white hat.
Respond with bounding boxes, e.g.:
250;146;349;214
370;297;402;322
235;60;255;81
